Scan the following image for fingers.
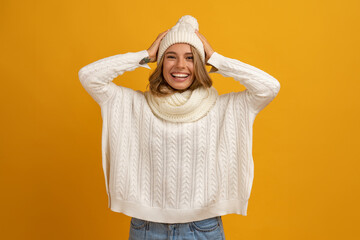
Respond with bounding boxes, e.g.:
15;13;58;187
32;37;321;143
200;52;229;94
152;30;169;48
195;30;207;43
157;29;170;40
195;30;210;47
195;30;214;63
194;29;202;39
147;29;170;62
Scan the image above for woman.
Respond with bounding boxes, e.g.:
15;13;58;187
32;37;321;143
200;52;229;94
79;15;280;240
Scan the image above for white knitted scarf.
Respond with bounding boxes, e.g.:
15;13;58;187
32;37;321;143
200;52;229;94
144;86;218;123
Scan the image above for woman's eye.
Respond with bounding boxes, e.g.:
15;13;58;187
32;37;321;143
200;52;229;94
187;56;194;60
167;56;175;59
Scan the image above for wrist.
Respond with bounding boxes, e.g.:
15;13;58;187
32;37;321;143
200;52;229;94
208;50;214;58
146;49;157;62
139;56;151;65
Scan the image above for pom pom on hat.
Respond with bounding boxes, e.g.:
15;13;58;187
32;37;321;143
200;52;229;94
177;15;199;30
157;15;205;63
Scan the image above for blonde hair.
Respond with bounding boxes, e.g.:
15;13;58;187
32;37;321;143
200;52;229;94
146;45;213;97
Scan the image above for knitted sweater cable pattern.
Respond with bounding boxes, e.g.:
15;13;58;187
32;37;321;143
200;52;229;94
78;50;280;223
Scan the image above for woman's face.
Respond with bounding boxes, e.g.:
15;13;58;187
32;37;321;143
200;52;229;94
162;43;194;91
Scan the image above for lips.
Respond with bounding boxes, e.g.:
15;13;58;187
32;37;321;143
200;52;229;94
170;73;190;82
171;73;190;78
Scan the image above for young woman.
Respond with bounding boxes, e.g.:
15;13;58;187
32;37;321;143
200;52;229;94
79;15;280;240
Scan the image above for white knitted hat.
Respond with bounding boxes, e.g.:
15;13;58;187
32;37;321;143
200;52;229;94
157;15;205;63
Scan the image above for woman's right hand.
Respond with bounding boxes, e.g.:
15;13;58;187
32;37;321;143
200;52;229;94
146;29;170;62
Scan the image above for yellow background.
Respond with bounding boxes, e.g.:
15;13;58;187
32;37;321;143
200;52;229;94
1;0;359;239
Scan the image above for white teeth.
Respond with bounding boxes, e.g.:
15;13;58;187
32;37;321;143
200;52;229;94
172;73;189;78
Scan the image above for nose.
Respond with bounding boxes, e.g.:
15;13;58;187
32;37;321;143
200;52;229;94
176;57;186;69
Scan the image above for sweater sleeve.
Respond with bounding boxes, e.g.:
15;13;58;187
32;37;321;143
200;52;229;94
207;52;280;114
78;50;151;106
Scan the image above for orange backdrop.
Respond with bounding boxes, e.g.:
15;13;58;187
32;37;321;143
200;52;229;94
1;0;359;239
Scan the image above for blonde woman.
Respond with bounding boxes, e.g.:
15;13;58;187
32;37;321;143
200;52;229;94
79;15;280;240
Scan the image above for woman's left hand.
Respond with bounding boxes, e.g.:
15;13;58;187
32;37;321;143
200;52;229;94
195;30;215;64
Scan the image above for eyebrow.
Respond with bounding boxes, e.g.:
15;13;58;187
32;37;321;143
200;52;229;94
165;51;193;55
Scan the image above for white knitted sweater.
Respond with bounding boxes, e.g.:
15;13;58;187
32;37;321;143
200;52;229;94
78;50;280;223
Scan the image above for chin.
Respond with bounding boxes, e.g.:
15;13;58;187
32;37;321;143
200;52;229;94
172;84;190;91
165;77;194;92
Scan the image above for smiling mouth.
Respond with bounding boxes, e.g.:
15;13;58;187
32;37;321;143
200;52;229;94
171;73;190;82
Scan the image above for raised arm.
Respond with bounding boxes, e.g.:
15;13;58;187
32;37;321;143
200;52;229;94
195;30;280;115
207;52;280;114
79;30;169;106
78;50;151;106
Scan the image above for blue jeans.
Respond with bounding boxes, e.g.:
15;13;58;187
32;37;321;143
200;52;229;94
128;216;226;240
